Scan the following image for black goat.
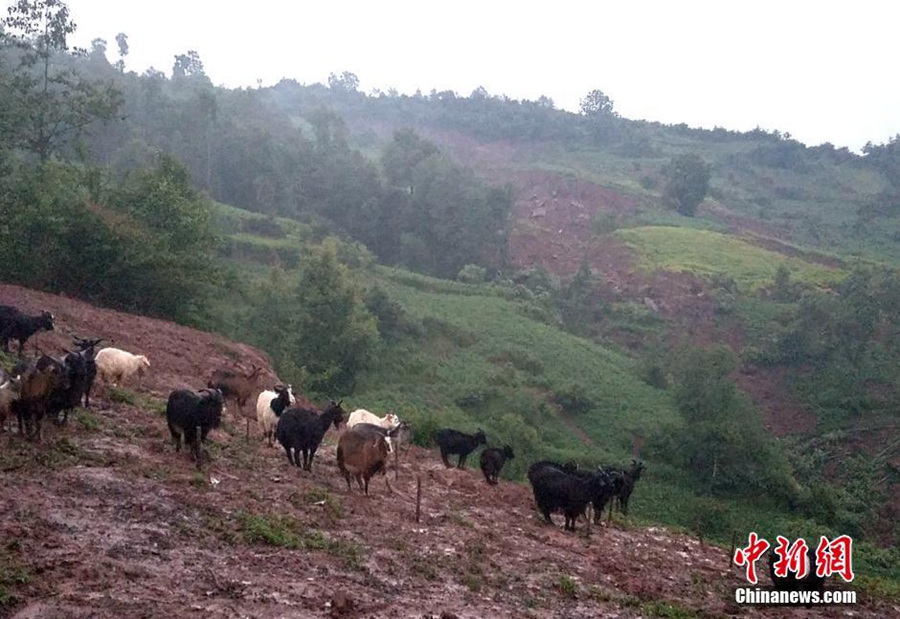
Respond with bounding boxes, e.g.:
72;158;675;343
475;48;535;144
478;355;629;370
45;338;103;426
434;427;486;469
166;388;225;467
563;466;621;525
480;445;514;485
46;350;89;426
607;459;645;518
275;400;346;471
0;306;55;356
72;336;103;408
528;464;612;532
527;460;578;478
767;543;825;608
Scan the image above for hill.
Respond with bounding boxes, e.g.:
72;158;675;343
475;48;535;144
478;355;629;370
0;284;893;618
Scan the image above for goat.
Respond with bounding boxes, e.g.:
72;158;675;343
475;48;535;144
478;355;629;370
72;336;103;408
607;459;645;518
527;460;578;478
207;366;263;438
346;408;401;452
47;349;90;426
0;306;55;356
165;388;225;467
480;445;514;485
433;427;486;469
0;372;22;432
528;464;612;532
351;420;410;474
256;384;296;447
14;355;70;441
767;543;825;608
275;400;346;471
95;347;150;389
562;465;620;525
337;423;401;495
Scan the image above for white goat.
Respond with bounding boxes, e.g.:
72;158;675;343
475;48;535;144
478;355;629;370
256;384;296;447
346;408;402;452
0;375;22;432
95;347;151;388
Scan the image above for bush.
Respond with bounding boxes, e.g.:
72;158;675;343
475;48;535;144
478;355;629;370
457;263;488;284
553;383;594;416
662;154;710;217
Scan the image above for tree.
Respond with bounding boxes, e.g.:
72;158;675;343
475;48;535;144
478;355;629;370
172;49;205;80
662;153;710;216
327;70;359;93
114;32;128;72
0;155;218;324
380;128;439;193
579;89;615;116
405;154;512;277
1;0;122;161
557;261;606;335
249;240;378;394
669;345;793;496
105;153;219;323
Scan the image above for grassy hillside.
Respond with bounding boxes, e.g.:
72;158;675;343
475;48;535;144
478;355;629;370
207;202;899;583
616;226;846;292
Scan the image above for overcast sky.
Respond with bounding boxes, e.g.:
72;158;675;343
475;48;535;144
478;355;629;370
43;1;900;152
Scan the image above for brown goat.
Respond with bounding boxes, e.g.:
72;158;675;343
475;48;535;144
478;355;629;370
15;355;70;441
207;366;263;438
337;424;396;496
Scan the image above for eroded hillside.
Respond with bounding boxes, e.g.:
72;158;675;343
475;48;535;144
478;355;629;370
0;285;892;618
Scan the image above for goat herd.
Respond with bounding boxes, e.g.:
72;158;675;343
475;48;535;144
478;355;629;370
0;304;645;533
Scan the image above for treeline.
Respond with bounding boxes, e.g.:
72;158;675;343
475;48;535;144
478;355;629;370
72;46;513;280
0;0;512;396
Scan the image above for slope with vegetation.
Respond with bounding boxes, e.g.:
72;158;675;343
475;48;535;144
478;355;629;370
1;283;897;618
0;0;897;607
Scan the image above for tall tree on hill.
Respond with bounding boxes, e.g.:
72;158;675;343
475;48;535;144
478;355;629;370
579;89;615;117
381;128;439;194
670;345;793;496
579;88;618;142
172;49;205;81
248;240;378;394
0;0;121;161
114;32;128;72
662;153;710;216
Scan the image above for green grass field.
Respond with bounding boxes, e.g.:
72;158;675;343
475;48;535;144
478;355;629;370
616;226;846;291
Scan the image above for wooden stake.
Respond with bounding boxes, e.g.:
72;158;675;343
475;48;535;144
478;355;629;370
729;529;737;571
415;476;422;523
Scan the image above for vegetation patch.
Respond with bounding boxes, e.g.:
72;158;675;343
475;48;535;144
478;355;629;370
0;541;30;608
236;512;364;569
296;487;344;520
617;226;844;291
555;575;579;598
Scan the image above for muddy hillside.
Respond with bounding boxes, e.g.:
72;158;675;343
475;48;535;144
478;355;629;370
0;284;891;618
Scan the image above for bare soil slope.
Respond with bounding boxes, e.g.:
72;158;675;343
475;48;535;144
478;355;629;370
0;285;890;618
